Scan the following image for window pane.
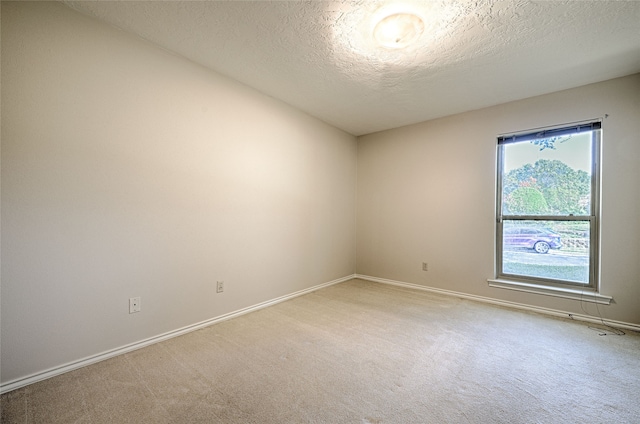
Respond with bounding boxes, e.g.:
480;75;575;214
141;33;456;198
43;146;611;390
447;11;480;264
501;132;593;216
502;220;590;284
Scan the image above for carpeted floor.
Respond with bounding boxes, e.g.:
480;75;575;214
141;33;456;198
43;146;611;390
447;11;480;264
2;279;639;423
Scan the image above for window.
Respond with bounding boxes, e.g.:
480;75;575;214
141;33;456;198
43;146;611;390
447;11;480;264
496;121;601;290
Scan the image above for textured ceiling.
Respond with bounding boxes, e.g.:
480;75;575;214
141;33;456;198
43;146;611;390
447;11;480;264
62;0;640;136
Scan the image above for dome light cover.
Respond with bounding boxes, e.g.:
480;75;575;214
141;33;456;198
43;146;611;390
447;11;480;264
373;13;424;49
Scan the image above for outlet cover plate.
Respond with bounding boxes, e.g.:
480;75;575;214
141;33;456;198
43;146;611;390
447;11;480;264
129;297;141;314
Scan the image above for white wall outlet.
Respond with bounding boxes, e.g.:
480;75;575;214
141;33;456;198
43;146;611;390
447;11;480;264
129;297;141;314
216;281;224;293
422;262;428;271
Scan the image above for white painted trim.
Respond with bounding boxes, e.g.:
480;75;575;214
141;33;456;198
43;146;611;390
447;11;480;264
0;274;356;394
356;274;640;332
487;279;612;304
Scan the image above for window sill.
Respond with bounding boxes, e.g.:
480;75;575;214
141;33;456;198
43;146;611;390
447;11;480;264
487;279;612;305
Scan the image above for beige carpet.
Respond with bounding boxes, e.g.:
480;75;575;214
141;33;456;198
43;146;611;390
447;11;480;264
2;279;639;423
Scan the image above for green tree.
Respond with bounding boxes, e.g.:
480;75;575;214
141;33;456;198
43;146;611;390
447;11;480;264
531;136;571;151
505;186;549;215
503;159;590;215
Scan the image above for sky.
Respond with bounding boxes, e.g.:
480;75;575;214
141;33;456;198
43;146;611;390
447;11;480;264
503;132;593;173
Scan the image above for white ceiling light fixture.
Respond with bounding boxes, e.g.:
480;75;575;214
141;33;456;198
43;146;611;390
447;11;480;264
373;12;424;49
330;1;466;64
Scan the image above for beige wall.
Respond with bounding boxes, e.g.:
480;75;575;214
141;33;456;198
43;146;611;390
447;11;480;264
1;2;357;384
357;73;640;325
3;0;639;391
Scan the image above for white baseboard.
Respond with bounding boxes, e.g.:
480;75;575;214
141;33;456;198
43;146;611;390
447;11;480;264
356;274;640;332
5;273;636;394
0;274;356;394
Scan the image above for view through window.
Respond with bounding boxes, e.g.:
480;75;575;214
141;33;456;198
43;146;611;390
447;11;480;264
496;122;601;288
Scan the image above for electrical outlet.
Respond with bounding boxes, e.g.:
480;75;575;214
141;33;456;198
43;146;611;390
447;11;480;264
422;262;428;271
129;297;141;314
216;281;224;293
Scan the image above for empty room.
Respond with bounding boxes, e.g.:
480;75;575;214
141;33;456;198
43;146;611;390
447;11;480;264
1;1;639;423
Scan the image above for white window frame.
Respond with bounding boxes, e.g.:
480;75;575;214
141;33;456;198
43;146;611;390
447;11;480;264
493;120;602;293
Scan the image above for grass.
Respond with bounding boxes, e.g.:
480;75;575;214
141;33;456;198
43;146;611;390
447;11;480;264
503;263;589;283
